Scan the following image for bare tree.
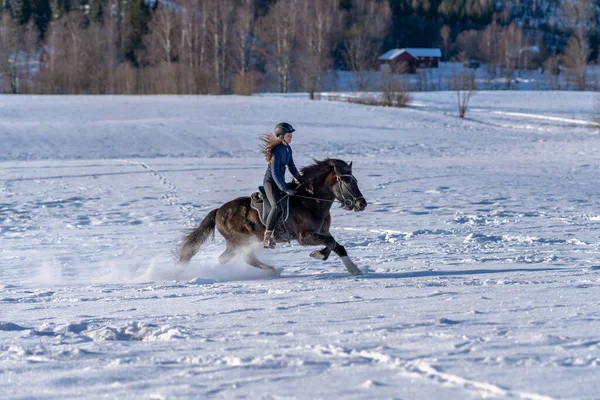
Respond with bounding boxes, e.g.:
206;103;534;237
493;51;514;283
543;53;562;90
102;3;123;94
297;0;341;99
232;0;258;95
456;29;480;61
0;13;21;93
63;12;89;93
234;0;254;75
81;21;110;94
179;0;211;93
452;66;476;118
39;17;59;93
145;4;179;65
207;0;236;93
48;11;109;94
140;3;180;93
258;0;299;93
343;0;391;91
179;0;200;69
381;70;411;107
561;0;595;90
479;20;501;79
440;25;451;61
0;14;39;93
564;34;590;90
343;24;373;91
42;12;90;93
501;23;523;89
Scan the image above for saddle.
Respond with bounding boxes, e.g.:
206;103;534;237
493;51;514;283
250;186;290;227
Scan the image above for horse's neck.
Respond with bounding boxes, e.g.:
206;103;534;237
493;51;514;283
312;180;335;210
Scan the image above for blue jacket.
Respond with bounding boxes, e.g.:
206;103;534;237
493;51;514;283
264;144;300;191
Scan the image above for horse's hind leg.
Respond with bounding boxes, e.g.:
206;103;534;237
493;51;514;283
244;249;276;271
219;244;276;273
218;243;238;264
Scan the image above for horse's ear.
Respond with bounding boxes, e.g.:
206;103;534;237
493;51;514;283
348;161;353;172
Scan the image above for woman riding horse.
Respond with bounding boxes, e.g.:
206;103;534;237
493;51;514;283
177;142;368;275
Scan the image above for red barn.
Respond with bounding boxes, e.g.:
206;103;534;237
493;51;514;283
378;48;442;73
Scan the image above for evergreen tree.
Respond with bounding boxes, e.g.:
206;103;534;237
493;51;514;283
11;0;33;25
125;0;151;65
32;0;51;38
8;0;50;38
339;0;353;11
89;0;103;22
54;0;71;17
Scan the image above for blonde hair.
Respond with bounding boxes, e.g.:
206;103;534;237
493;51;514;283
259;133;283;162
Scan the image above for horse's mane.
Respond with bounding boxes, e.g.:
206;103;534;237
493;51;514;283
300;158;348;182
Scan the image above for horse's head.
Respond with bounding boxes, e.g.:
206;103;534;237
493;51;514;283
326;159;367;212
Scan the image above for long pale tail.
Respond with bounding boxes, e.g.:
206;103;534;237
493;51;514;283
178;209;218;264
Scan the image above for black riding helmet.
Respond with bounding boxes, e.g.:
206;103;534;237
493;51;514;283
274;122;295;138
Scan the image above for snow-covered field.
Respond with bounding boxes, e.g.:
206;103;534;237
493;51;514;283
1;92;600;399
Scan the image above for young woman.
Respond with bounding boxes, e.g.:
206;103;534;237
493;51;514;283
260;122;303;248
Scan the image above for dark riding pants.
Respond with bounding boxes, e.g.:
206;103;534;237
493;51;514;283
264;180;284;231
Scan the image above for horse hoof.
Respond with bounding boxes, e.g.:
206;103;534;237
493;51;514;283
341;256;362;275
310;250;326;260
266;267;283;277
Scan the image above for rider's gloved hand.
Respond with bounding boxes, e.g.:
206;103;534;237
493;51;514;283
284;188;296;196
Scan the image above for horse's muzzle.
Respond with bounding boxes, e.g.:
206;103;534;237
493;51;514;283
354;198;367;212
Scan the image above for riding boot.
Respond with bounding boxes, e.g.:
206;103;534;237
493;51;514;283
263;230;276;249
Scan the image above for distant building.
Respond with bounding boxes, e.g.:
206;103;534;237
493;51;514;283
39;46;54;71
378;48;442;73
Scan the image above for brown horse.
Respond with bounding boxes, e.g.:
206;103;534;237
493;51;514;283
178;159;367;275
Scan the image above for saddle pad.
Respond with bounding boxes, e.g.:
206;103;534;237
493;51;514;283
250;188;290;226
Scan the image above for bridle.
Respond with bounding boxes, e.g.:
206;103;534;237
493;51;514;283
335;173;365;209
289;173;364;209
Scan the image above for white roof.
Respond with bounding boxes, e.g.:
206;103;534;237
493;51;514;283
519;45;540;53
378;48;442;61
378;49;404;60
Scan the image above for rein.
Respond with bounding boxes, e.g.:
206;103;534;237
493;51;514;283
275;173;363;206
292;193;336;202
275;183;335;205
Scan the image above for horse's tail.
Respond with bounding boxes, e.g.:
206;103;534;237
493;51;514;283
178;208;218;264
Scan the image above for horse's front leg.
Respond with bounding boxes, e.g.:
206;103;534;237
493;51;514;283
331;241;362;276
298;232;362;276
310;247;331;261
297;232;334;257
